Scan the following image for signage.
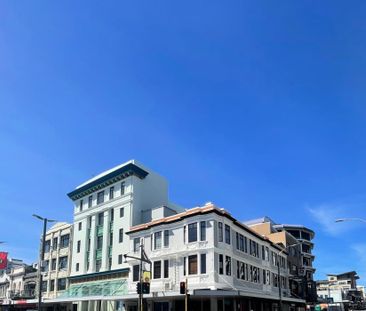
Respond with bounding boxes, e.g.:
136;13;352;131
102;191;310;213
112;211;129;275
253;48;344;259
0;252;8;270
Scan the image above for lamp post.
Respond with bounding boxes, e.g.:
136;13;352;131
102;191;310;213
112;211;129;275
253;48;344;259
277;243;301;311
33;214;56;311
335;218;366;224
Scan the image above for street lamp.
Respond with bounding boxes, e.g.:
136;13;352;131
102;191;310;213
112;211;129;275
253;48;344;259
277;243;301;311
335;218;366;224
32;214;56;311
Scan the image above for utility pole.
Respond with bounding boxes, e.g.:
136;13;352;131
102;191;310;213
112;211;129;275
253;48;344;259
278;261;282;311
124;241;151;311
185;277;188;311
138;243;143;311
33;214;56;311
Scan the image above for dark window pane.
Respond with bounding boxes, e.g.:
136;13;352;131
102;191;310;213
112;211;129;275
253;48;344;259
188;223;197;242
153;261;161;279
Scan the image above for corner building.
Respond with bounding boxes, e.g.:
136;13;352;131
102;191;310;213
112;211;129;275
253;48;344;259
125;204;305;311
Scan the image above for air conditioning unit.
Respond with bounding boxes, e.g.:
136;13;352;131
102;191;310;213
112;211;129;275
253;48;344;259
164;282;172;291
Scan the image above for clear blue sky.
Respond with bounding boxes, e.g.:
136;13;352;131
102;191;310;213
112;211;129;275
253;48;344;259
1;1;366;285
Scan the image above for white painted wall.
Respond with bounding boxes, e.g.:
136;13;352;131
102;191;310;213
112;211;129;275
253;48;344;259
127;210;291;300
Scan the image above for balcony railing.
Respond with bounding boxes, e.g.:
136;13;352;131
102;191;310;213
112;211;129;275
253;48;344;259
9;290;36;300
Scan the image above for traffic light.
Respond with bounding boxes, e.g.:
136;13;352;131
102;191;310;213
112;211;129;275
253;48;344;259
142;282;150;294
180;281;186;294
136;282;141;294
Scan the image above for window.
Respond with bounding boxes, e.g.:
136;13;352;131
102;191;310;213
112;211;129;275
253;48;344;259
109;232;113;246
236;232;239;249
153;261;161;279
225;256;231;275
239;235;244;252
133;265;139;281
240;262;245;280
44;240;50;253
98;212;104;226
108;257;112;270
200;221;206;241
119;229;124;243
236;260;240;278
164;260;169;278
110;208;114;222
96;259;102;272
225;225;231;244
77;240;81;253
118;254;123;264
121;182;125;195
41;281;47;292
218;222;223;242
97;236;103;249
120;208;124;218
244;236;248;252
109;186;114;200
51;259;56;270
201;254;206;274
76;263;79;272
250;240;258;257
43;260;49;272
262;245;265;260
79;199;83;211
188;255;198;275
163;230;169;247
59;256;68;270
183;226;186;243
134;238;140;252
78;222;82;231
183;257;186;275
88;195;93;208
50;280;55;291
60;234;70;248
53;237;58;250
154;232;162;250
219;254;223;274
97;191;104;204
188;223;197;242
58;278;66;290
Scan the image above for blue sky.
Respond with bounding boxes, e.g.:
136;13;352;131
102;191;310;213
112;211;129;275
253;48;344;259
1;1;366;285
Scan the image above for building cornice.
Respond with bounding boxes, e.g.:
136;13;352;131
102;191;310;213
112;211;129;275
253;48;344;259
67;163;149;201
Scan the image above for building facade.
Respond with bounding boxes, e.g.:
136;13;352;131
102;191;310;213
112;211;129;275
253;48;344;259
317;271;363;308
64;160;183;311
124;203;305;311
272;224;317;303
41;222;73;310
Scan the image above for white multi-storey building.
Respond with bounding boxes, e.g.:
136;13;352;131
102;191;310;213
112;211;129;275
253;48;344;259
125;203;305;311
64;160;183;311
